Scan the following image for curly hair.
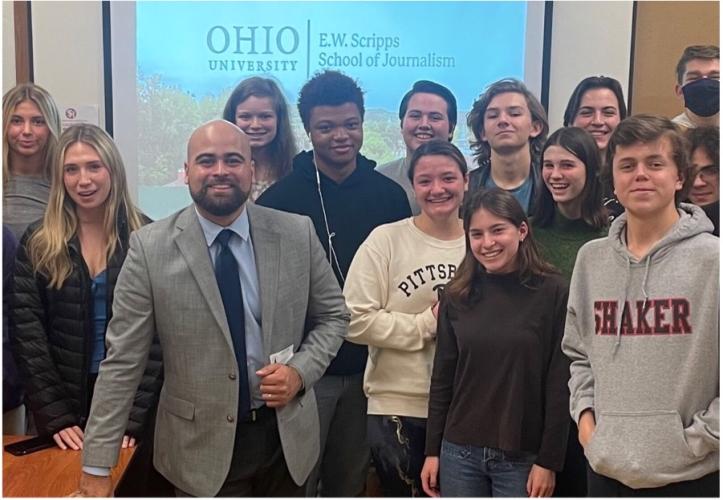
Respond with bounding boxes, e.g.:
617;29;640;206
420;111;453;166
297;70;365;131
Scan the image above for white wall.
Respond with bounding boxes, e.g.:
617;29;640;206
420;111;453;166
29;1;105;125
548;1;634;131
4;1;635;135
3;1;17;92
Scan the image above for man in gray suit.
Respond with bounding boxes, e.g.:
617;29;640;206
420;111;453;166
74;120;349;496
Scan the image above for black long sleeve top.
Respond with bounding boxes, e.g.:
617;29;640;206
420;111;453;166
425;272;570;471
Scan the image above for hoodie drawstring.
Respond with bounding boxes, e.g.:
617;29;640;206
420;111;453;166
614;254;632;353
640;255;652;311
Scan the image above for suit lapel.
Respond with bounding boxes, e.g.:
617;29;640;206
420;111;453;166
173;206;235;353
247;205;280;355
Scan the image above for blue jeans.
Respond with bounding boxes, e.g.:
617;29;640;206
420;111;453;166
440;440;536;497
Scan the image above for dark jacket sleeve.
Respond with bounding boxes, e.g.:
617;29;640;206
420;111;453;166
535;279;571;471
3;226;24;411
425;296;458;456
9;230;77;435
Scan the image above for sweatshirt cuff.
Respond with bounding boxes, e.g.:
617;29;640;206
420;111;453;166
573;398;595;424
417;307;438;341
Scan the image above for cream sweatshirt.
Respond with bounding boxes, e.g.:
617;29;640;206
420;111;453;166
344;217;465;418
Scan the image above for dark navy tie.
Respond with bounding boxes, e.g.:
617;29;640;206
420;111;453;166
214;229;250;417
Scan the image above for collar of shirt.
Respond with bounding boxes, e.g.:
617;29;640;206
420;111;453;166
194;206;250;248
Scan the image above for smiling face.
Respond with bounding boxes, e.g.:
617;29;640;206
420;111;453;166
234;95;278;150
572;88;621;150
689;146;719;206
542;145;587;210
63;141;112;218
412;154;467;221
6;100;50;162
612;136;683;219
308;102;363;179
401;93;451;155
481;92;542;155
185;121;254;226
468;207;528;274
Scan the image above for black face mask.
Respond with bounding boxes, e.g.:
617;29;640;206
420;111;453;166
682;78;720;117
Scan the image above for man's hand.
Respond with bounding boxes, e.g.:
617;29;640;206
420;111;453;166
69;471;113;497
53;426;84;450
578;409;596;448
256;363;303;408
526;464;555;497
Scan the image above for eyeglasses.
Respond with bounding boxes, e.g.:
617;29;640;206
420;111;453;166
695;165;719;182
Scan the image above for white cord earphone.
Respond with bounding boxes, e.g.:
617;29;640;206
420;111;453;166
314;160;345;285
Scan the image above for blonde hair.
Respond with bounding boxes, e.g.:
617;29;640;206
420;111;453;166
28;124;143;288
2;82;61;184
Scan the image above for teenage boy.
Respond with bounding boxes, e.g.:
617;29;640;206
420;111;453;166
467;78;548;214
562;114;719;496
672;45;720;129
377;80;458;214
256;70;411;497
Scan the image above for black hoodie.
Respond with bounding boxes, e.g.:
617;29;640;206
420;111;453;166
257;150;411;375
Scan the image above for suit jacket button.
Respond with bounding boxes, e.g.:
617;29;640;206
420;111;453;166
229;373;236;380
227;415;235;423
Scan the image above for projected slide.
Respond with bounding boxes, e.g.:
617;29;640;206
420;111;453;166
136;1;528;219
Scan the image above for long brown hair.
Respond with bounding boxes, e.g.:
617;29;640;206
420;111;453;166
445;188;557;309
222;76;297;180
533;127;608;230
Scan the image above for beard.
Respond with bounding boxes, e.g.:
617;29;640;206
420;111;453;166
189;179;248;217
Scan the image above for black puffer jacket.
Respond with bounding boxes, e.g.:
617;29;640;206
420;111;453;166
9;216;163;437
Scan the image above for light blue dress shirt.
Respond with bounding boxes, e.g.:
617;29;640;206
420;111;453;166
195;207;265;409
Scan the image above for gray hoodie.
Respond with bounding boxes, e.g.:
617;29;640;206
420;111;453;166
562;203;719;489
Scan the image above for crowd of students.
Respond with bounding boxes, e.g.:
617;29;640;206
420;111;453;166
2;43;719;498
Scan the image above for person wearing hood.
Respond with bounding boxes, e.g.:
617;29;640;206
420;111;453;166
256;70;411;496
672;45;719;130
562;114;719;496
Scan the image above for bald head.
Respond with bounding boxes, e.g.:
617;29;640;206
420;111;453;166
187;119;250;161
185;119;255;226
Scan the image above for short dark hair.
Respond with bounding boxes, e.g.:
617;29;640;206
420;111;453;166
467;78;549;167
686;125;719;169
676;45;720;84
297;70;365;132
563;76;628;127
605;114;692;206
398;80;457;135
407;139;468;183
222;76;297;179
533;127;608;230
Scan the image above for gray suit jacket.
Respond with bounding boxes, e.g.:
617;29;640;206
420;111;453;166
82;203;349;496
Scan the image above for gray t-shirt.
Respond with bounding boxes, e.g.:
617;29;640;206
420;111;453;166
3;176;51;240
377;157;419;215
